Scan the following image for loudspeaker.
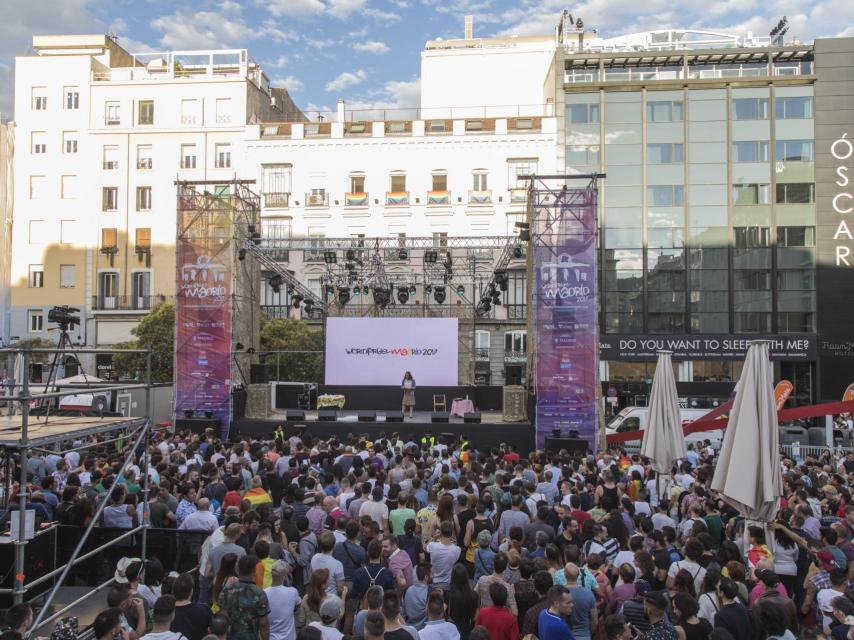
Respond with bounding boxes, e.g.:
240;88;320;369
544;436;588;456
286;410;305;421
250;364;270;384
431;412;450;423
318;409;338;421
463;412;481;423
385;411;404;422
358;411;377;422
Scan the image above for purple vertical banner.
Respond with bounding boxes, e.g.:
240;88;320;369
533;187;599;450
174;186;233;437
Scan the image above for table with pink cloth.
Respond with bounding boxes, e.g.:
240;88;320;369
450;398;475;418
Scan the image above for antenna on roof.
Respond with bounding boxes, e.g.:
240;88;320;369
464;15;473;39
108;32;119;43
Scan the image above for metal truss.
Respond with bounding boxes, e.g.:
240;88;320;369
258;235;514;250
243;241;328;311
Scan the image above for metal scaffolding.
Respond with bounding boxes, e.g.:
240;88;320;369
0;345;155;634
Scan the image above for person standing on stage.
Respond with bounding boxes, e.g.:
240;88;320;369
401;372;416;419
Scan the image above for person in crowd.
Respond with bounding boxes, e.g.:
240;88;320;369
402;563;431;628
354;587;385;638
265;561;301;640
474;583;519;640
420;590;460;640
449;563;480;640
141;596;189;640
171;573;211;640
217;555;270;640
643;591;678;640
381;591;419;640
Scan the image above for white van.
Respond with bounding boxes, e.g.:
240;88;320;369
605;406;725;452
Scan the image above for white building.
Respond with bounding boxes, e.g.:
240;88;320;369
8;35;296;351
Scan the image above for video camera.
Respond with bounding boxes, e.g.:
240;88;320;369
47;305;81;331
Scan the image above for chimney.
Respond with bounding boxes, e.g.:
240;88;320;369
337;99;345;122
464;15;473;39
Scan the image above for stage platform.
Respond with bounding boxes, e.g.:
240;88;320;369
0;414;147;449
232;410;536;454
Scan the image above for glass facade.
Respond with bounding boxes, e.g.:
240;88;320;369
566;81;816;337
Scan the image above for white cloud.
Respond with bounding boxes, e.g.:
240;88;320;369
338;78;421;118
259;20;298;42
220;0;243;14
328;0;367;18
265;55;289;69
151;10;254;49
305;36;338;48
353;40;390;54
364;7;402;23
273;75;305;92
263;0;326;18
325;69;367;92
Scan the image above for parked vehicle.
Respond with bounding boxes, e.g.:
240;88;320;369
605;406;724;451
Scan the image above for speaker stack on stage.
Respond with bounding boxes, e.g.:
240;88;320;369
318;409;338;421
358;411;377;422
431;412;450;423
385;411;404;422
285;410;305;421
463;412;481;423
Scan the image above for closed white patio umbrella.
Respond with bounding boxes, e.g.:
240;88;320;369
641;350;686;475
711;341;782;523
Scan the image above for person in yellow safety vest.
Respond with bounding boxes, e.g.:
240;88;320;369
273;425;285;443
421;434;436;448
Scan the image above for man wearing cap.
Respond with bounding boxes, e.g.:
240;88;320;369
748;565;788;607
309;599;344;640
140;595;189;640
641;591;677;640
218;554;270;640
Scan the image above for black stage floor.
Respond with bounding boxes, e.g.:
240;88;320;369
231;410;535;455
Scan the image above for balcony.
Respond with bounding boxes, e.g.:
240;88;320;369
504;349;527;362
92;294;173;311
469;190;492;205
103;161;118;170
345;192;369;207
475;347;490;361
305;192;329;207
506;304;527;320
386;191;409;206
137;158;153;170
427;190;451;206
264;192;290;208
510;188;527;204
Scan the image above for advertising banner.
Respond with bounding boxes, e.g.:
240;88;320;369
599;334;817;361
325;317;458;386
533;187;599;449
174;187;233;435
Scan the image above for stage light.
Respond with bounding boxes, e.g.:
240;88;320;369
519;229;531;241
424;250;438;264
238;248;247;261
287;285;294;295
409;285;417;296
398;248;408;260
373;287;391;307
235;342;245;351
248;224;257;234
514;221;529;229
269;274;282;294
292;294;303;308
433;286;446;304
323;251;337;264
346;249;357;261
397;287;409;304
303;299;314;313
425;284;433;294
456;284;466;297
325;285;335;297
338;287;351;305
353;287;361;296
494;270;509;291
513;246;523;259
362;285;369;295
476;299;491;314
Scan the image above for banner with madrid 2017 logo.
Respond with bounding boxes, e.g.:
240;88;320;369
533;187;599;450
173;186;233;435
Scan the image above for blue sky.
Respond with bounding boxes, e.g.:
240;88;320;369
1;0;852;119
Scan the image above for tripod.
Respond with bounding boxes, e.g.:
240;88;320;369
41;324;93;425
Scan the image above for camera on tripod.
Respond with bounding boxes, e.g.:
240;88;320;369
47;306;81;331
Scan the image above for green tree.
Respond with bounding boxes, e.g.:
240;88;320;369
112;302;174;382
260;317;324;382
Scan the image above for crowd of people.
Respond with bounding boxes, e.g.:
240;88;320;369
3;427;854;640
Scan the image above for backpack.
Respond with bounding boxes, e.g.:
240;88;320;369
365;564;386;587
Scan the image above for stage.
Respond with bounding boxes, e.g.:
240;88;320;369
231;410;536;454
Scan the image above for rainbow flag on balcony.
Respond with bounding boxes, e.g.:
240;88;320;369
427;190;450;205
345;192;368;206
386;192;409;206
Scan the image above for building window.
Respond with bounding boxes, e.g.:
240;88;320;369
647;100;683;122
136;187;152;211
734;226;770;249
775;140;814;163
137;100;154;125
103;146;119;170
507;158;538;187
647;143;683;164
137;145;153;169
32;87;47;110
215;98;232;124
60;264;76;288
132;272;151;309
776;183;814;204
64;87;79;110
28;310;44;333
733;183;771;205
63;131;78;154
60;220;76;244
180;144;197;169
566;145;600;167
61;175;78;199
28;265;44;288
29;176;46;200
181;99;199;125
432;232;448;248
432;173;447;191
349;174;365;192
472;171;488;191
778;226;815;247
102;187;118;212
31;131;47;154
475;330;490;359
29;220;45;243
566;103;599;124
101;228;118;251
732;98;769;120
98;272;119;308
215;143;231;168
135;228;151;251
776;96;813;119
647;185;684;207
427;120;446;132
504;331;527;354
732;141;769;163
390;174;406;192
105;102;120;125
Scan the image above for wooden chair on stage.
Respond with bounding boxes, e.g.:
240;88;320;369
433;394;447;412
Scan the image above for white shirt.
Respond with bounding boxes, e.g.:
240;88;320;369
420;620;460;640
179;510;219;531
359;500;389;530
266;585;300;640
308;622;343;640
199;527;225;575
667;559;706;594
